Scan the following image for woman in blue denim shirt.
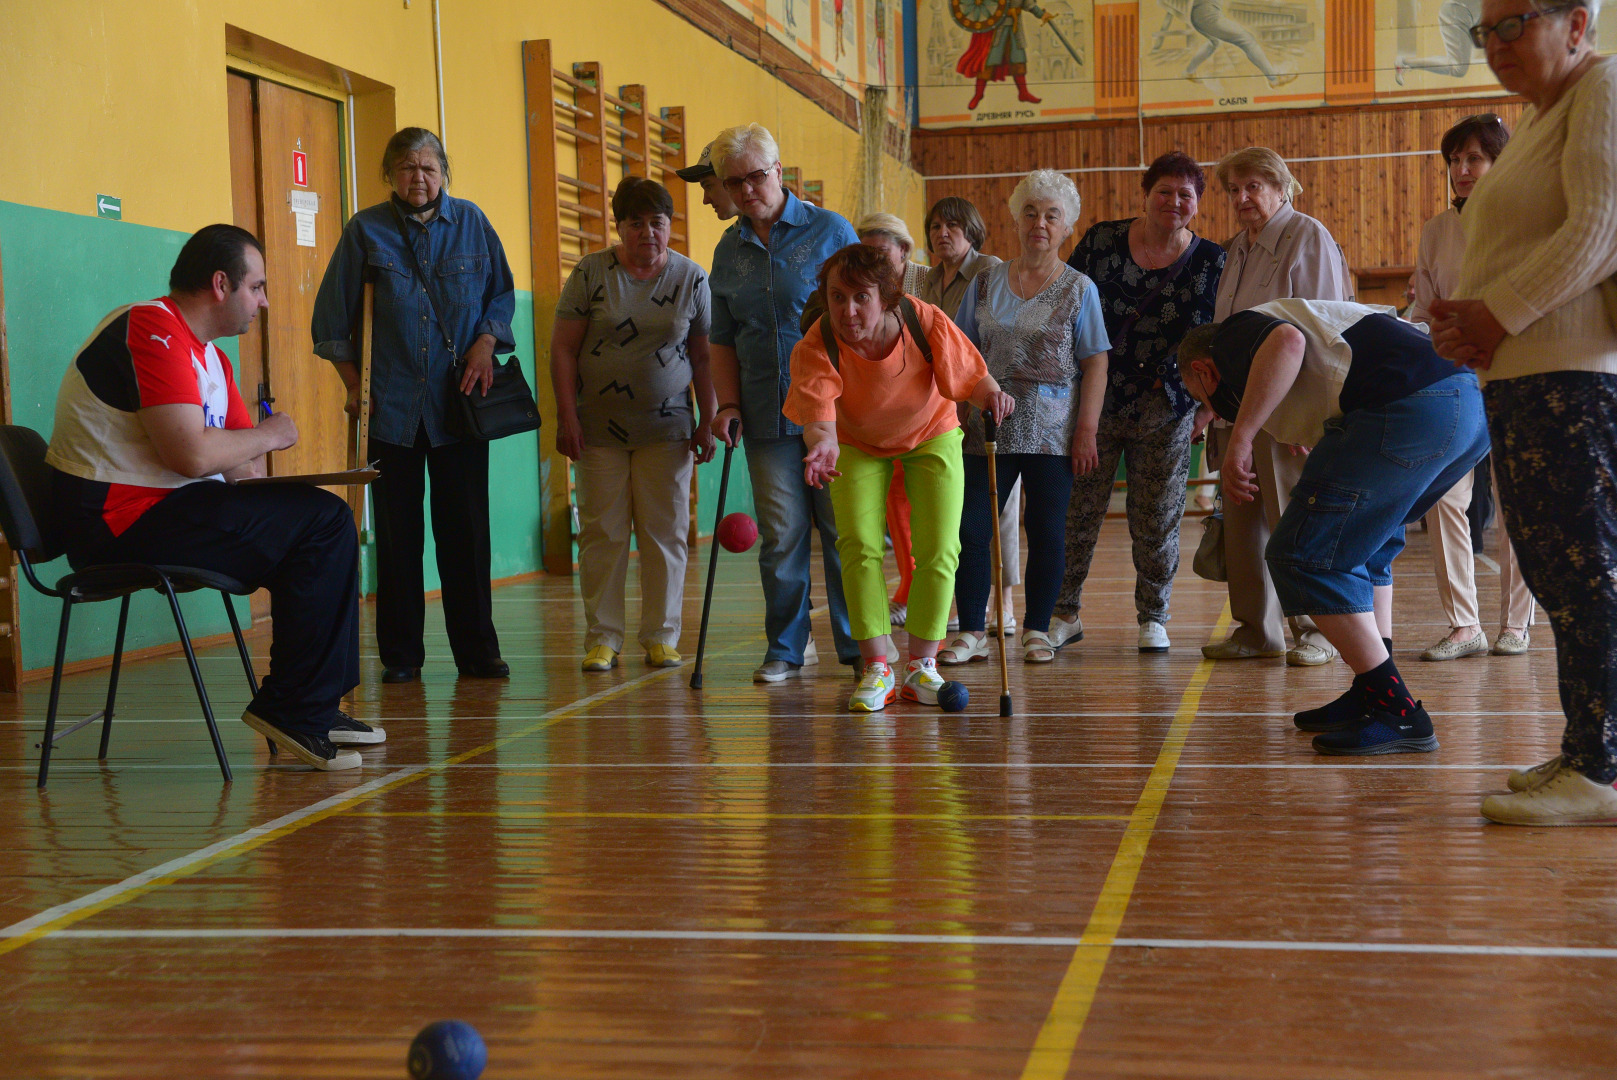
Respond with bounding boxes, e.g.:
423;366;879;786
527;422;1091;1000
312;128;517;685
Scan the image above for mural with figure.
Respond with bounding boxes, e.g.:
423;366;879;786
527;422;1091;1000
1376;0;1617;95
1138;0;1324;112
918;0;1094;124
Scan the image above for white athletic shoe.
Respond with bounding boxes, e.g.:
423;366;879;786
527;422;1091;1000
901;657;946;705
849;661;898;712
1047;614;1084;649
803;638;820;666
1138;621;1170;653
1482;764;1617;825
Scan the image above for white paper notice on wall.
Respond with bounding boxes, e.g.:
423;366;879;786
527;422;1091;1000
294;211;317;246
290;190;319;247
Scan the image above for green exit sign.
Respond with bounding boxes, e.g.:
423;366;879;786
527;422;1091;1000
96;194;121;220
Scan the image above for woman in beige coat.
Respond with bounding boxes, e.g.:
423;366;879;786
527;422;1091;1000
1202;146;1352;667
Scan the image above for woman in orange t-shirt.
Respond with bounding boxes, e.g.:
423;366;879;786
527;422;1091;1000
784;243;1013;713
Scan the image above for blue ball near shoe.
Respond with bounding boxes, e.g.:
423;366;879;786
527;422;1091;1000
408;1020;487;1080
938;680;969;712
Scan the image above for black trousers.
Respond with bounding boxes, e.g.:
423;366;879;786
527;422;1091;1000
369;427;499;669
957;452;1073;634
1486;372;1617;784
70;481;360;737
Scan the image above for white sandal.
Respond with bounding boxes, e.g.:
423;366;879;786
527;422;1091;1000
938;631;989;665
1022;630;1055;664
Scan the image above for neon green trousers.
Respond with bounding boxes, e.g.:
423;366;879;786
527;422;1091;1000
829;427;964;642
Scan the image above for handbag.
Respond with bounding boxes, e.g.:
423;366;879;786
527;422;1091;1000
394;213;541;442
1192;493;1227;583
447;356;542;441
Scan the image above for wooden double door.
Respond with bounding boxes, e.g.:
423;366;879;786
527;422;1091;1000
226;72;359;617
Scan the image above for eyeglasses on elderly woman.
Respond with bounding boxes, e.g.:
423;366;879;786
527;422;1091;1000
1468;4;1571;47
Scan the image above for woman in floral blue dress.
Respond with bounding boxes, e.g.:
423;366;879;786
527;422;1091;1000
1048;151;1225;654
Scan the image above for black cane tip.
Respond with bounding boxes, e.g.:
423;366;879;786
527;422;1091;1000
689;673;704;689
999;694;1013;717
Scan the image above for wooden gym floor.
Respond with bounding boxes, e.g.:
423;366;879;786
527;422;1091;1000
1;517;1615;1079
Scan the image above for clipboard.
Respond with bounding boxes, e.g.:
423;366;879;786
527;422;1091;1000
232;466;379;487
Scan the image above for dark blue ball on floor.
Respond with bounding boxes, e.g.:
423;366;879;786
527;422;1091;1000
408;1020;487;1080
937;680;969;712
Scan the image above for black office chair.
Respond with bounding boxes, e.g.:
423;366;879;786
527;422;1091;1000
0;425;265;788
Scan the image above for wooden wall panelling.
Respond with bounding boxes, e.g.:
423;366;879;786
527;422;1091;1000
913;97;1526;273
522;39;573;576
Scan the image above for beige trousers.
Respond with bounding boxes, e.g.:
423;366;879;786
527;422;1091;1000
1209;426;1330;653
575;441;693;653
1425;466;1536;631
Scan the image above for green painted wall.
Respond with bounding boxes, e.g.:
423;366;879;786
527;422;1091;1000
0;198;756;672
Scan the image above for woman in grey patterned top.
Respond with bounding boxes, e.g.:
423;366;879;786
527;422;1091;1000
551;178;717;673
942;170;1111;666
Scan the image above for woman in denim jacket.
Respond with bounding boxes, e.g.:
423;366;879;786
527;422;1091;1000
312;128;516;685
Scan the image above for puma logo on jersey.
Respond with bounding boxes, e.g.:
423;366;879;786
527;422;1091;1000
149;334;173;348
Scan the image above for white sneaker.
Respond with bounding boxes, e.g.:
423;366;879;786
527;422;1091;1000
901;657;946;705
803;638;820;666
753;660;803;683
1482;764;1617;825
889;601;907;628
938;631;989;665
1138;621;1170;653
1507;754;1564;792
1047;614;1084;649
848;661;898;712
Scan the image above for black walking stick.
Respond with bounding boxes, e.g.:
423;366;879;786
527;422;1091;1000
690;419;740;689
983;410;1013;717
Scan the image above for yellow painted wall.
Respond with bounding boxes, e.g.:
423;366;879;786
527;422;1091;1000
0;0;926;287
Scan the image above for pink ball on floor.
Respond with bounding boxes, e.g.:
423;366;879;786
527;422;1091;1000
717;512;758;553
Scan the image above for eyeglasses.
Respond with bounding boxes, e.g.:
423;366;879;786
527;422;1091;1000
1469;5;1570;47
721;164;778;194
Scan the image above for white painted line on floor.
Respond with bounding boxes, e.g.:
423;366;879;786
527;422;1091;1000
0;761;1542;773
44;926;1617;960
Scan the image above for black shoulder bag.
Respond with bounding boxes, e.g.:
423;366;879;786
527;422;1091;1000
394;216;541;442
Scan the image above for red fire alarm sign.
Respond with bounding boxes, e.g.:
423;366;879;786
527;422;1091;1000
292;151;308;187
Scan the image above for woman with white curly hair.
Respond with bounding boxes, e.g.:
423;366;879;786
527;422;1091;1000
940;169;1110;666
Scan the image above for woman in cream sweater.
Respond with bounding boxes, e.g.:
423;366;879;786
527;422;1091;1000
1431;0;1617;825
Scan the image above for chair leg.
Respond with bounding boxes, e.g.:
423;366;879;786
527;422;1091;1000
98;595;130;760
221;593;272;754
161;579;232;784
37;600;74;790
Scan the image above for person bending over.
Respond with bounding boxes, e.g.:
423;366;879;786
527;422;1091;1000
783;244;1012;713
1178;299;1489;755
46;225;374;771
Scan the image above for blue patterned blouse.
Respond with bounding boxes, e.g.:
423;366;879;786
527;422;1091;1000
1066;218;1225;423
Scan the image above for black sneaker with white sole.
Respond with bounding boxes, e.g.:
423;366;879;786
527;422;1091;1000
327;711;386;745
242;710;362;771
1311;701;1439;756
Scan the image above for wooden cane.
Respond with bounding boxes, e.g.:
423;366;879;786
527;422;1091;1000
983;410;1012;717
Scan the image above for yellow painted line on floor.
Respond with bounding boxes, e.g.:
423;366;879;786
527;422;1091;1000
0;657;723;958
345;810;1133;822
1019;605;1232;1080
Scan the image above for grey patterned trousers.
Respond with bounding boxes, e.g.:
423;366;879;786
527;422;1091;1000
1055;393;1197;625
1486;372;1617;784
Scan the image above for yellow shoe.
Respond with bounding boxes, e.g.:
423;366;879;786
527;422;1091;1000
582;645;619;672
645;643;683;667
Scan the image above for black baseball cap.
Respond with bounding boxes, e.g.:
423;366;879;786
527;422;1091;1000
676;142;717;182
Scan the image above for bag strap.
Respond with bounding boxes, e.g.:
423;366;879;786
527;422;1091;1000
900;297;933;364
817;298;932;372
392;209;459;358
1115;235;1198;345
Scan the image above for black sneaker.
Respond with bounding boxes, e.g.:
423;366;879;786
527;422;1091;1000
1294;685;1369;732
1311;701;1439;756
242;710;362;771
327;711;386;746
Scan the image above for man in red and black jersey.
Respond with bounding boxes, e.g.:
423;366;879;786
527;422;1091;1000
46;224;377;771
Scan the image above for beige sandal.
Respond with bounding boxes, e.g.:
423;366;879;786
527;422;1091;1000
938;631;989;665
1022;630;1055;664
